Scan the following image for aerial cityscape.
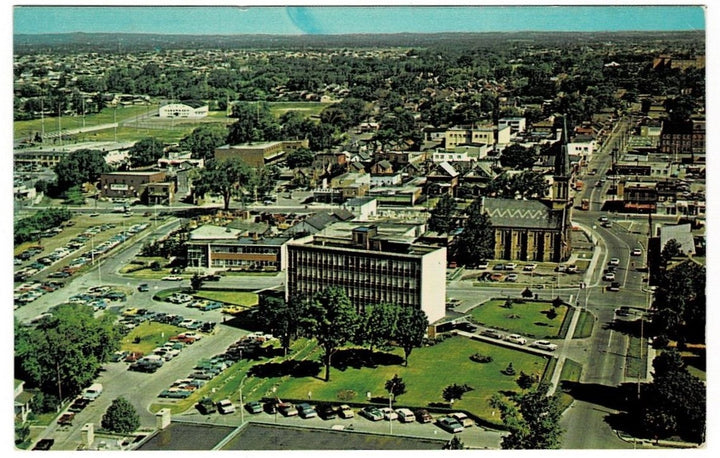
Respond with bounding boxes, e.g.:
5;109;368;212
12;4;706;451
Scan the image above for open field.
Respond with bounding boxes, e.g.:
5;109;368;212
468;299;570;339
266;101;333;118
120;321;187;355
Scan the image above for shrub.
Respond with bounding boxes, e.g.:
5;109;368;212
470;353;493;363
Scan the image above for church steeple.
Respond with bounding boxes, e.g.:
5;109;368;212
550;116;571;207
554;116;570;178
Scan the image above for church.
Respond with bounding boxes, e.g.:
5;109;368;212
480;119;574;263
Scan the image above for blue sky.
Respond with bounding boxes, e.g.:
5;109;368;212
13;5;705;35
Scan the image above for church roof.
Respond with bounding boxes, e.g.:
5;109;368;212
482;197;563;230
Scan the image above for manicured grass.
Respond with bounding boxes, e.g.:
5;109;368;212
556;359;583;411
624;331;647;380
272;335;549;424
572;309;595;339
220;270;279;277
468;299;569;339
193;290;259;307
120;321;186;355
14;105;153;139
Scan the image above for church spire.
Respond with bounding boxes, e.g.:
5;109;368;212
554;115;570;178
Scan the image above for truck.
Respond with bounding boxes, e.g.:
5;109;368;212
83;383;103;401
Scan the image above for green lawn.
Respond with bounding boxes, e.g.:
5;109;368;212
272;335;549;424
556;359;583;411
194;290;259;307
120;321;186;355
572;309;595;339
266;101;333;118
14;105;154;139
468;300;569;339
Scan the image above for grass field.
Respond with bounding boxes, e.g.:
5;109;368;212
193;290;259;307
468;299;569;339
14;105;154;139
120;321;187;355
272;335;549;424
572;309;595;339
266;101;333;119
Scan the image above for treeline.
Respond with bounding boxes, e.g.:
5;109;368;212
14;207;73;245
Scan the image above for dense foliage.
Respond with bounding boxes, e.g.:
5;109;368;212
101;397;141;434
53;148;110;192
14;207;73;244
14;304;120;401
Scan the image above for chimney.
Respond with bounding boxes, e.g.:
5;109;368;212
81;423;94;448
156;408;171;430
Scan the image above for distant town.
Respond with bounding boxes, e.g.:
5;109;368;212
13;29;705;451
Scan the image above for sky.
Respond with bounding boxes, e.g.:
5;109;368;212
13;4;706;35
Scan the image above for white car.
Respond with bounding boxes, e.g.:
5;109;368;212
379;407;398;421
162;275;183;281
523;264;537;271
530;340;558;351
505;263;518;270
608;258;620;266
217;399;236;414
506;334;527;345
631;248;643;256
449;412;474;427
603;272;616;281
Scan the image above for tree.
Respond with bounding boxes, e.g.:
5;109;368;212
356;303;399;352
101;397;140;434
385;374;407;399
428;194;457;234
193;158;256;210
301;287;359;381
660;238;683;267
14;304;119;402
255;295;304;357
652;260;705;342
227;101;280;144
453;199;494;266
516;371;539;391
54;148;110;192
444;436;465;450
128;137;165;168
190;273;204;292
394;307;429;367
179;124;228;161
490;382;564;449
442;383;473;403
500;144;538;169
285;147;315;169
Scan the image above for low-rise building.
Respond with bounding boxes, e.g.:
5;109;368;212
186;224;290;271
159;101;208;119
99;170;167;201
214;140;309;167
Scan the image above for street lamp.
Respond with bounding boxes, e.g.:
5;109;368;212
239;375;248;425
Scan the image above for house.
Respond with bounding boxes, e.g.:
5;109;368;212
15;379;34;425
286;209;355;236
425;161;459;196
370;160;394;175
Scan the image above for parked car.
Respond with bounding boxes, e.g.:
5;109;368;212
603;272;616;281
414;409;432;423
379;407;398;421
504;263;517;270
530;340;558;351
297;402;318;418
162;275;183;281
523;264;537;271
505;273;518;282
449;412;474;427
359;406;384;421
197;397;217;415
317;403;338;420
631;248;643;256
137;283;149;292
493;263;505;271
396;408;415;423
338;404;355;419
245;401;263;414
505;334;527;345
456;322;478;332
609;281;621;291
32;439;55;451
608;257;620;266
216;399;236;414
615;306;631;317
278;402;298;417
481;329;504;339
437;416;464;433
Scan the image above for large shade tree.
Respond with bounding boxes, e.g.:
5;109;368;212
54;148;110;192
193;158;256;210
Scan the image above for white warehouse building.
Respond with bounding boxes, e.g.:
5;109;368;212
159;101;209;119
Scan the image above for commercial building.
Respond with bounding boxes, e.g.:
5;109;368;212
99;171;167;201
214;140;309;167
186;224;290;272
286;225;446;324
158;101;208;119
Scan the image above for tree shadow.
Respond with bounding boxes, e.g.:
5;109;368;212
248;359;321;378
559;381;642;412
601;318;644;338
332;348;404;371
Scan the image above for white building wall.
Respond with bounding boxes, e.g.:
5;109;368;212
420;246;447;324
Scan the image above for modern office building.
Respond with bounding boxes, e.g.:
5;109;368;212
187;224;290;272
286;225;446;324
214;140;309;167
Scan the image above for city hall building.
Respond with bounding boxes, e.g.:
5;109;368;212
286;225;446;324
